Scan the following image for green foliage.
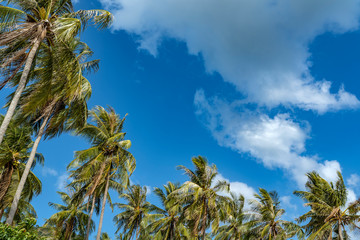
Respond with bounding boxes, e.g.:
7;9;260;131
0;218;45;240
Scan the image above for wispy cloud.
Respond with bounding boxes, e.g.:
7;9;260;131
41;166;58;177
56;173;70;191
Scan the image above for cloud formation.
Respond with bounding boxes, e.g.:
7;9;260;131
194;90;341;186
215;173;256;201
100;0;360;112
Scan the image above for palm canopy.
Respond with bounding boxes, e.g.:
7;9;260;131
0;115;43;201
113;185;157;240
248;188;302;240
45;186;94;240
149;182;190;240
67;106;136;240
0;116;43;222
174;156;230;239
214;193;250;240
294;171;360;240
14;38;94;138
68;106;136;198
0;0;112;85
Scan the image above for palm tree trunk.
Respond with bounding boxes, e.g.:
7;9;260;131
6;114;49;224
201;199;207;240
136;218;141;240
96;173;110;240
339;220;343;240
0;162;14;202
85;194;96;240
64;219;75;240
0;208;4;221
0;36;43;145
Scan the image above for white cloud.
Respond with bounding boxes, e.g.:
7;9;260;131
215;173;256;201
56;173;70;191
347;174;360;187
100;0;360;112
195;90;341;187
145;185;152;195
41;166;58;177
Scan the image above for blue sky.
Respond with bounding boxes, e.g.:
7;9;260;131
3;0;360;238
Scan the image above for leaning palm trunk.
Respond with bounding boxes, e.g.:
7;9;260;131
0;35;43;145
6;113;49;224
0;162;14;202
85;194;96;240
339;220;343;240
96;173;110;240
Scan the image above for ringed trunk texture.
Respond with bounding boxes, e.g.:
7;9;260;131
0;162;14;202
0;36;43;145
96;173;110;240
6;114;49;224
85;194;96;240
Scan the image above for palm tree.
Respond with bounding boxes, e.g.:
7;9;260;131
0;117;43;223
175;156;230;239
6;39;94;224
67;106;136;240
0;0;112;145
149;182;189;240
214;193;249;240
294;171;360;240
248;188;302;240
114;185;155;240
69;169;125;240
45;186;94;240
0;115;43;203
0;158;42;223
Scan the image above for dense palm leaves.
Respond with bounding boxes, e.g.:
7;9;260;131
214;193;249;240
45;186;94;240
249;188;302;240
113;185;154;240
0;0;112;145
68;106;136;240
176;156;229;239
0;116;43;223
295;172;360;240
6;37;94;224
149;182;189;240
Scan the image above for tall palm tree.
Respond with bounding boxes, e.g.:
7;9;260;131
6;38;94;224
69;169;125;240
294;171;360;240
0;0;112;145
149;182;189;240
214;193;249;240
175;156;230;239
45;186;94;240
248;188;302;240
113;185;155;240
67;106;136;240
